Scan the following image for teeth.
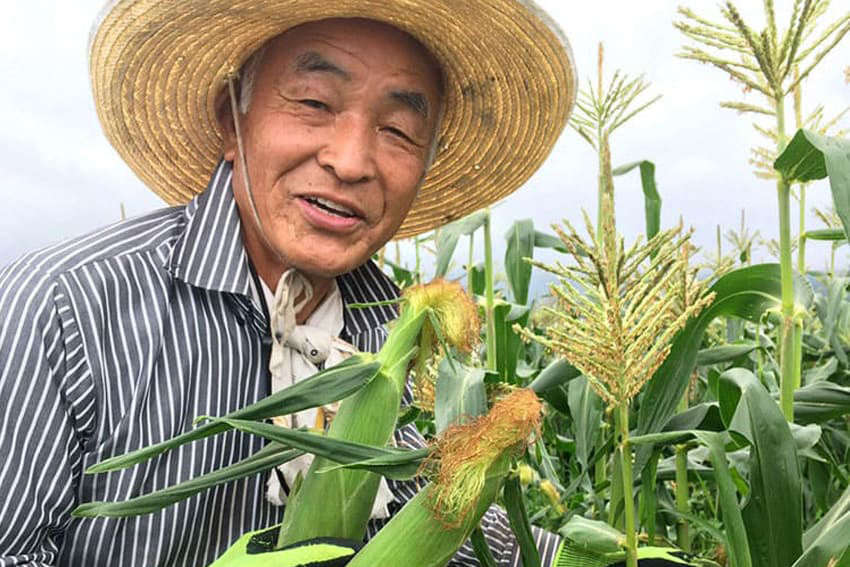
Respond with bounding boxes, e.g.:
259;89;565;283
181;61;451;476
307;197;356;218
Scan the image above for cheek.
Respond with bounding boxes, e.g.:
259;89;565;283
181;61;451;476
380;157;426;224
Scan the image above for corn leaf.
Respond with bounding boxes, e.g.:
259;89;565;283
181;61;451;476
493;299;531;384
717;368;802;567
635;263;812;473
568;375;603;470
380;257;415;288
612;160;662;240
503;475;541;567
435;210;488;277
529;358;582;394
470;528;499;567
662;402;723;433
206;417;424;480
692;431;753;567
86;355;381;474
319;448;430;477
696;343;760;365
505;219;535;304
630;431;696;447
531;438;566;492
804;228;846;241
470;262;486;296
774;129;850;242
638;452;659;541
435;358;488;433
793;382;850;424
797;484;850;567
74;444;302;518
533;231;569;254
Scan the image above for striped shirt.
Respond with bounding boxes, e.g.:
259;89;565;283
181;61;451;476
0;160;560;566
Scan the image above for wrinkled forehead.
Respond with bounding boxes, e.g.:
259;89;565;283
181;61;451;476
255;17;445;99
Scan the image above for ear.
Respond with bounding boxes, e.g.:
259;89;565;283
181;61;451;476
215;85;238;161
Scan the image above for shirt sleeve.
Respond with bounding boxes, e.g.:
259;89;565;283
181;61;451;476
367;384;562;567
0;262;94;566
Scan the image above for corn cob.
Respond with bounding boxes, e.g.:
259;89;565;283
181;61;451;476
278;280;478;546
346;388;543;567
346;458;510;567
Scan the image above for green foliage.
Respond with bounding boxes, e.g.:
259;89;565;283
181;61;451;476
434;358;488;433
636;263;812;470
612;160;662;240
775;129;850;241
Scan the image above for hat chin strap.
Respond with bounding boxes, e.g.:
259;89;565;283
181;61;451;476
226;74;289;273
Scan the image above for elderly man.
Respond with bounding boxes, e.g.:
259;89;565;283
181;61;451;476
0;1;575;566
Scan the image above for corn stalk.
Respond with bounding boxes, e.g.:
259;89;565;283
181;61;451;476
567;43;661;547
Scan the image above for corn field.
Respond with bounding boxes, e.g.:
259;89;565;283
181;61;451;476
71;2;850;566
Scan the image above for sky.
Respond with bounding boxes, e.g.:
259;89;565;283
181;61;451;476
1;1;848;282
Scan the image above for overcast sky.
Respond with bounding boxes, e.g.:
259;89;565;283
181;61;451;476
1;1;848;279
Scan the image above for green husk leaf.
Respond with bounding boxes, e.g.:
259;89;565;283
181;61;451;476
73;444;302;517
435;359;488;433
204;417;423;480
86;355;380;474
559;515;625;554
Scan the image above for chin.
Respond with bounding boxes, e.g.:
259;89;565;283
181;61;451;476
287;250;371;280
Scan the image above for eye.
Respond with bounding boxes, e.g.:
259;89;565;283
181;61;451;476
382;126;415;144
299;99;329;111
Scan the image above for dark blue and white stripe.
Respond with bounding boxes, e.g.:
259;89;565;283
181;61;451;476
0;160;559;566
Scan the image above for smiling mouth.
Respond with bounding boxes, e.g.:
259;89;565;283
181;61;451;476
303;196;359;219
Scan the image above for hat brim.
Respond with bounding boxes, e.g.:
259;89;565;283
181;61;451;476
90;0;576;239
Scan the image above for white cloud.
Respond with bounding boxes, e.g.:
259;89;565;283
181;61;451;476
1;0;848;272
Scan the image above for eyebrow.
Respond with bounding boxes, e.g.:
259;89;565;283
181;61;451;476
390;90;430;119
294;51;349;79
294;51;431;118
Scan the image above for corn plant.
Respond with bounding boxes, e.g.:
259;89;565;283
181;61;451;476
519;216;713;567
675;0;850;420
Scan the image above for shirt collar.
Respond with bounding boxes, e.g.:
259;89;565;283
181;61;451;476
167;159;254;297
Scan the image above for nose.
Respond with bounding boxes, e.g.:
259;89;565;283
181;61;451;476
317;114;377;184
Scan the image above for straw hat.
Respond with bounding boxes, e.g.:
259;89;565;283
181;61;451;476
90;0;576;239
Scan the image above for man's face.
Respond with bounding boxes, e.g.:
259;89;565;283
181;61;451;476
222;18;443;282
